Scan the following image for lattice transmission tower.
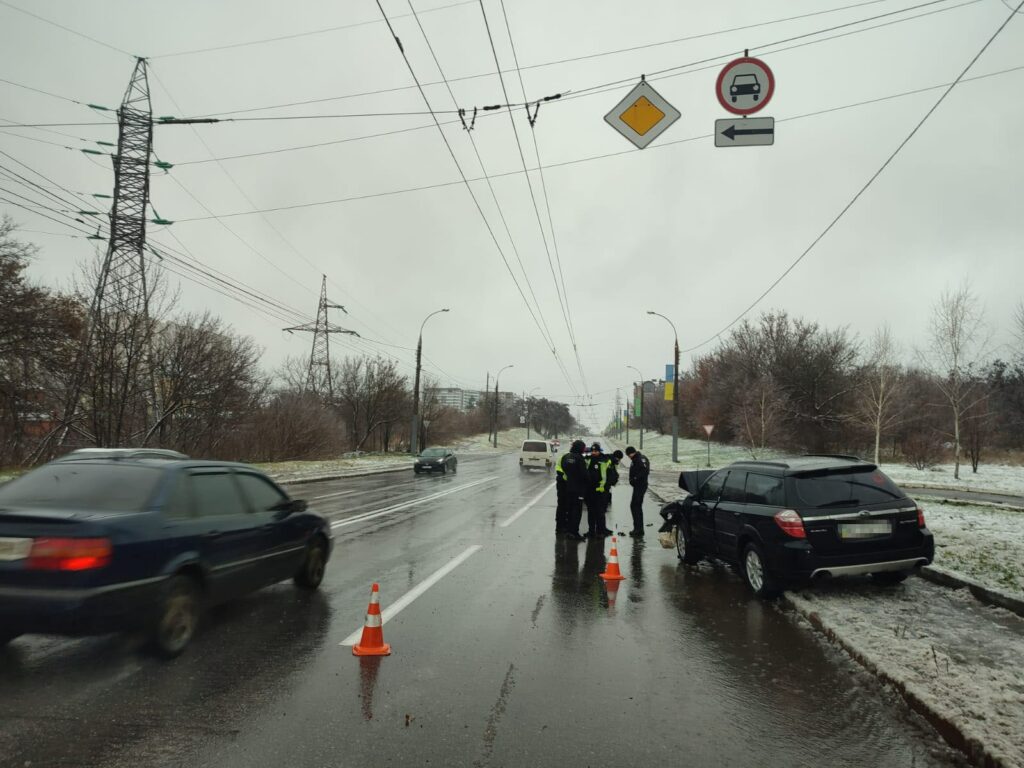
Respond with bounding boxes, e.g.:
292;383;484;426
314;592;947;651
55;57;156;449
284;276;358;400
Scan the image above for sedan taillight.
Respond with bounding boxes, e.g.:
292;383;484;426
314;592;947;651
773;510;806;539
917;507;926;528
27;538;112;571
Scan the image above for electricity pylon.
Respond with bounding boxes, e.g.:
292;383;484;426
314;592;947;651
284;275;358;400
52;57;155;451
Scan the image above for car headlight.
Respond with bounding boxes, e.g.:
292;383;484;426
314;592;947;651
730;86;737;93
753;84;760;91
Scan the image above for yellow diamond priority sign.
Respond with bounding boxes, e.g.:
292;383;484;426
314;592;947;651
604;80;680;149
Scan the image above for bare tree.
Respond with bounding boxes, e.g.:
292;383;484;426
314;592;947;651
732;374;790;459
919;282;990;480
852;325;907;464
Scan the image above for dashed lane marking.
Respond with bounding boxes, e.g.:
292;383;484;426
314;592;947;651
499;484;552;528
329;475;498;529
340;544;483;646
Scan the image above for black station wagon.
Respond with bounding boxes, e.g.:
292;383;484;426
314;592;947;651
662;456;934;597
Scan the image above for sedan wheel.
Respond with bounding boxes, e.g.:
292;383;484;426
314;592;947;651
152;575;201;658
295;538;327;590
742;542;780;599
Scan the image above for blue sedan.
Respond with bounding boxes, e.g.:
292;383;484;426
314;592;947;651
0;456;332;657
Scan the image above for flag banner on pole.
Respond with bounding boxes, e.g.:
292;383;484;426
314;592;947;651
664;382;674;401
665;364;674;381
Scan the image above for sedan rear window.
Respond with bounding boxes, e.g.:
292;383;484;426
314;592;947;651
0;463;163;512
788;469;905;509
523;441;548;452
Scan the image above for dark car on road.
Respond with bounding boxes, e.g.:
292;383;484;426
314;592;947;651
0;457;332;657
414;447;457;474
663;456;934;597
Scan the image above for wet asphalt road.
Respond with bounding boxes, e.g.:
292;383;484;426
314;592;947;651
0;451;967;768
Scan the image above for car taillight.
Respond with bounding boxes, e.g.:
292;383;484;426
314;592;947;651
917;507;926;528
27;538;112;571
773;510;806;539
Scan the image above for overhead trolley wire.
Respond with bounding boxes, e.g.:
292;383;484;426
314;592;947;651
401;0;577;397
372;0;567;376
679;0;1024;356
164;61;1024;224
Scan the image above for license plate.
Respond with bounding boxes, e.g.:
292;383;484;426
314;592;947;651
838;522;892;539
0;537;32;561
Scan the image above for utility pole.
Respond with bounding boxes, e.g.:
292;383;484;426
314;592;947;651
410;308;449;454
493;364;513;448
284;275;357;400
648;311;680;463
485;371;491;443
56;58;155;450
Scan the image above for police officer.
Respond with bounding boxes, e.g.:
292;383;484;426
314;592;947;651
625;445;650;537
556;440;589;541
584;442;613;538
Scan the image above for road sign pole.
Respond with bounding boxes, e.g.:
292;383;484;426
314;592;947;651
707;434;711;468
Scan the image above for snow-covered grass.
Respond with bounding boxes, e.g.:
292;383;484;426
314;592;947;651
924;501;1024;597
884;463;1024;498
255;453;411;483
786;580;1024;768
452;428;532;453
613;431;785;471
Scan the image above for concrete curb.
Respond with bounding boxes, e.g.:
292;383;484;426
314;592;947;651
275;464;412;486
781;593;1012;768
894;480;1024;500
918;566;1024;619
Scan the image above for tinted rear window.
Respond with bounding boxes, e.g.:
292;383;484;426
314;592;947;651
0;463;163;512
523;442;548;452
787;469;905;508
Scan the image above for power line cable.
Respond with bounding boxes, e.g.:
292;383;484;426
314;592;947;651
146;65;418;353
170;0;980;168
0;0;134;57
198;0;902;118
150;0;478;59
680;0;1024;356
164;61;1024;223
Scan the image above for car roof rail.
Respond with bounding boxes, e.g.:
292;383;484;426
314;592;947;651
732;459;790;468
800;453;863;462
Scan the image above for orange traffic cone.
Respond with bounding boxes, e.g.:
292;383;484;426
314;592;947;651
600;536;626;582
353;583;392;656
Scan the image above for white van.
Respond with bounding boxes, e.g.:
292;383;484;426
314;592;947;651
519;439;553;472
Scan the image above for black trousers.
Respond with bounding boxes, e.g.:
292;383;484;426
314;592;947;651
585;491;607;535
555;481;567;532
566;495;584;535
630;484;647;532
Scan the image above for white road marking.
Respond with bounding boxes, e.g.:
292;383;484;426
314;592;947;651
500;484;552;528
329;475;498;529
340;544;483;646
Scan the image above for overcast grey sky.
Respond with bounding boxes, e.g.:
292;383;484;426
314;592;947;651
2;0;1022;428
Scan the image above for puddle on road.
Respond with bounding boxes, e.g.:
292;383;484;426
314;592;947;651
548;537;969;768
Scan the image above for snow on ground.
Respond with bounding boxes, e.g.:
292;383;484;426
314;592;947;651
786;579;1024;768
452;428;532;453
615;431;784;471
885;463;1024;498
256;454;411;483
924;501;1024;598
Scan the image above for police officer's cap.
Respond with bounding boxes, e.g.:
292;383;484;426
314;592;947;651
570;439;587;452
590;442;602;452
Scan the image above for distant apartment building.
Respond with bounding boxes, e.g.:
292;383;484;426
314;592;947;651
425;387;514;412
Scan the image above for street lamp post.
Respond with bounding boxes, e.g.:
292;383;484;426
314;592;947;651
410;308;449;454
647;311;680;463
493;364;513;448
626;365;645;450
